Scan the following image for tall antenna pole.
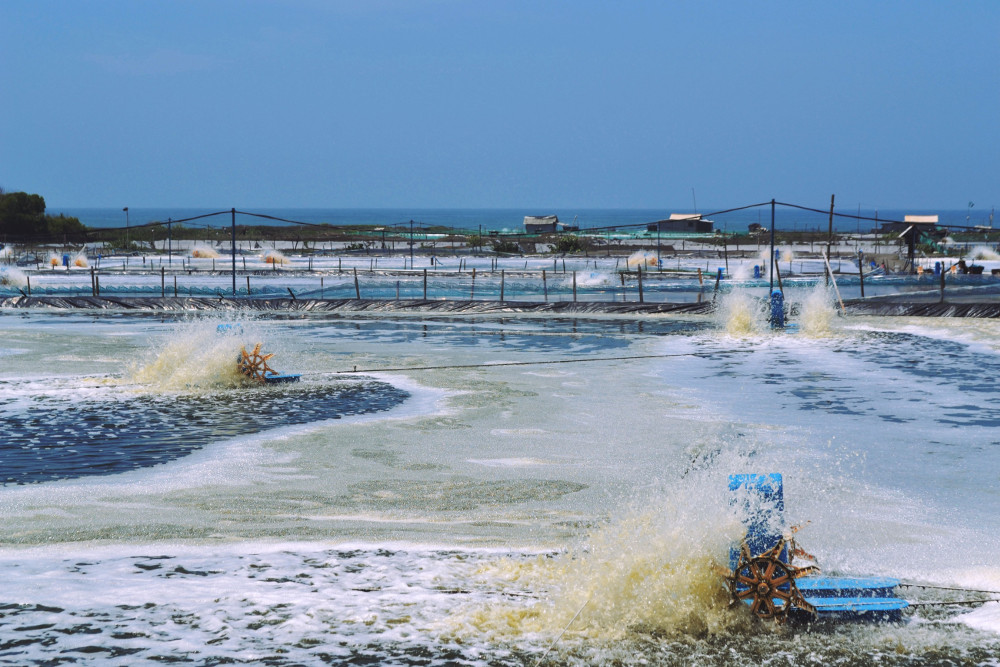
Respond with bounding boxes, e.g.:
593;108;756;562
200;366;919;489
231;208;236;297
769;199;776;294
826;194;835;286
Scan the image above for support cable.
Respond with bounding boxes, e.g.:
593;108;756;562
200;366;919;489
324;349;753;375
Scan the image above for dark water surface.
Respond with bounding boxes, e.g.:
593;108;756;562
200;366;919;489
0;380;408;484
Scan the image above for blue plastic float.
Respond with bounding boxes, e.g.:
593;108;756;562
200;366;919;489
769;290;785;329
726;473;908;623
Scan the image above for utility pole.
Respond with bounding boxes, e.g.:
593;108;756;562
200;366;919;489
826;194;835;286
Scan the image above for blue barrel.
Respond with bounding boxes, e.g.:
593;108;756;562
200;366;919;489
717;267;724;280
934;261;941;275
770;289;785;329
753;265;761;279
62;254;70;267
774;249;780;262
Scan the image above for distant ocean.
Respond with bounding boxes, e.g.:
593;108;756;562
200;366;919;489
47;206;995;234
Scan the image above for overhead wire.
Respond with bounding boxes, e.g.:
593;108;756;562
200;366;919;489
324;349;753;375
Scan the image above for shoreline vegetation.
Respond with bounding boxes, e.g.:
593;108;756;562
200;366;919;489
4;190;1000;268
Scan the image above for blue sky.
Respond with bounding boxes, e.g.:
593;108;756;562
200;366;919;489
2;1;997;210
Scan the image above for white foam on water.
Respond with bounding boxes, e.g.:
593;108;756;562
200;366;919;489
467;457;563;467
3;311;1000;661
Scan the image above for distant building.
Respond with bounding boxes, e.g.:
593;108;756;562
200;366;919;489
647;214;714;234
878;214;939;234
523;215;560;234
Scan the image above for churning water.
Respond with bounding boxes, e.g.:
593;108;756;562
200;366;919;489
0;301;999;665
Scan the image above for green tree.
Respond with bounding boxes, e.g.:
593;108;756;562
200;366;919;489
0;191;85;241
0;191;46;238
45;213;86;239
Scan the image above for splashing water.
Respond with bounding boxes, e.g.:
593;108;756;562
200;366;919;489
264;250;288;264
627;251;658;269
444;470;749;645
781;248;794;264
574;271;612;287
191;245;220;258
729;263;754;281
797;285;838;337
715;289;765;336
968;245;1000;261
0;266;27;287
127;323;252;391
48;254;61;267
72;253;89;268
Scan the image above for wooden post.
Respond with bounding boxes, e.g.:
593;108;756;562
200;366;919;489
697;267;703;285
940;264;946;303
423;268;427;299
173;275;177;297
572;270;577;302
94;268;98;296
858;250;865;298
471;267;476;300
26;274;30;296
160;266;165;297
95;274;100;296
542;269;548;302
320;277;324;298
637;265;644;303
354;267;360;299
500;269;505;302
